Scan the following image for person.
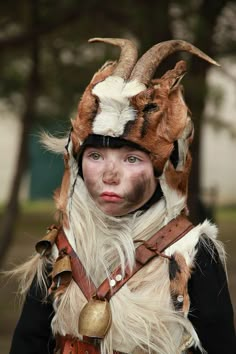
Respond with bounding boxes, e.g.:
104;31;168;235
9;37;236;354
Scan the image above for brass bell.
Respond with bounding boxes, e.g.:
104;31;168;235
35;228;58;257
79;297;112;338
52;255;72;286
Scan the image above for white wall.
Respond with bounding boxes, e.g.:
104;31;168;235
201;60;236;205
0;111;28;202
201;124;236;204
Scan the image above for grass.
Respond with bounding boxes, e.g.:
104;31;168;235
216;206;236;222
20;199;55;213
0;202;235;354
0;199;55;214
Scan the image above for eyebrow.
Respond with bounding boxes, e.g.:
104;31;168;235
84;146;147;155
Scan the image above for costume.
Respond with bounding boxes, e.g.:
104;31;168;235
10;38;236;354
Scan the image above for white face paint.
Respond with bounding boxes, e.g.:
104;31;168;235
82;146;157;216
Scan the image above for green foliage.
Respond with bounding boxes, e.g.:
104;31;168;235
0;0;235;128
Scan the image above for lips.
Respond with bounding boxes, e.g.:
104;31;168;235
100;192;123;202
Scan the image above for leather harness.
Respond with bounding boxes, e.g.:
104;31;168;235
54;215;194;354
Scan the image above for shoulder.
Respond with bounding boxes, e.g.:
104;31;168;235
188;228;236;353
165;219;219;266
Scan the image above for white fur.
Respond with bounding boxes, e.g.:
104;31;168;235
92;77;145;136
165;220;217;265
159;163;186;223
20;134;217;353
13;121;225;354
30;135;212;353
176;117;193;171
40;131;69;154
50;157;202;353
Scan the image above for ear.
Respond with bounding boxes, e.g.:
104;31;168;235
90;61;117;86
159;60;187;92
170;72;186;91
130;88;154;109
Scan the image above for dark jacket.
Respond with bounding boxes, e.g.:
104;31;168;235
9;240;236;354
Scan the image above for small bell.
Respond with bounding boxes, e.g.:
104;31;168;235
35;227;58;257
79;297;112;338
52;254;72;286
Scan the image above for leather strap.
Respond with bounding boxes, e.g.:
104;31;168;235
57;335;122;354
57;335;99;354
96;214;193;300
56;215;194;301
56;231;96;300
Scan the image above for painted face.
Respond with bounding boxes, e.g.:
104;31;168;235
82;146;158;216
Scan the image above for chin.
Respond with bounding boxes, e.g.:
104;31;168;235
99;205;138;217
97;204;123;217
103;209;123;217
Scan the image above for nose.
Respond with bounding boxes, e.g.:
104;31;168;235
102;162;119;185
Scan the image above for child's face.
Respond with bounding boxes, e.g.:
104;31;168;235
82;146;158;216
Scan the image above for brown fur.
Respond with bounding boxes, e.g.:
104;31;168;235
164;153;192;196
72;62;117;154
70;58;191;178
70;59;193;199
169;252;191;314
124;61;189;172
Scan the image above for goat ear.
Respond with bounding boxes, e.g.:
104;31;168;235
170;72;186;90
158;60;187;92
90;61;117;86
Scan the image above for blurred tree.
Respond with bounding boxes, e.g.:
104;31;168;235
0;0;41;264
175;0;235;223
0;0;235;265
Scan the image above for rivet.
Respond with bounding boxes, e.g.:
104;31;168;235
115;274;122;282
177;295;184;303
110;279;116;287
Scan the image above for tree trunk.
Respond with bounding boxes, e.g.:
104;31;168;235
186;70;208;224
187;0;228;224
0;0;40;268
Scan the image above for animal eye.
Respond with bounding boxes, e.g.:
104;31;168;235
143;103;159;113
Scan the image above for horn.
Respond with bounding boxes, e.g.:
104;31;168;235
130;40;220;85
88;37;138;80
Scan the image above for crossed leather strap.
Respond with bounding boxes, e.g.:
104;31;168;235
55;214;194;354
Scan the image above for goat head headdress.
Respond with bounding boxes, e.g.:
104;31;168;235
69;38;218;200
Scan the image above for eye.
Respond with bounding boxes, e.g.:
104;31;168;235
143;103;159;113
89;152;101;160
127;156;140;163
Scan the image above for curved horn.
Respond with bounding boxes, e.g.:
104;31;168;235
130;40;220;85
88;37;138;80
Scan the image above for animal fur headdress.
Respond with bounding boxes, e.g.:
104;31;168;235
49;37;219;221
69;38;218;196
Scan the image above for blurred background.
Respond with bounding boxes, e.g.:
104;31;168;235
0;0;236;353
